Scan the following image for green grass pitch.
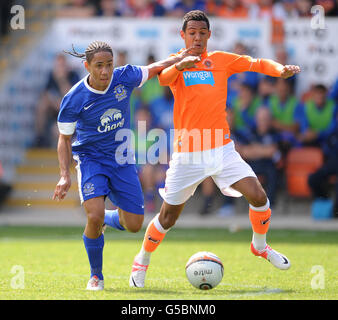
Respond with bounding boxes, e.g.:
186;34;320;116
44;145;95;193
0;226;337;300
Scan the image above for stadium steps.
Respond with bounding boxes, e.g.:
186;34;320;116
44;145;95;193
6;148;81;208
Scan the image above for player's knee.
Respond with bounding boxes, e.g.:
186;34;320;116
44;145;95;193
250;190;268;208
125;223;142;233
87;212;104;227
121;213;143;233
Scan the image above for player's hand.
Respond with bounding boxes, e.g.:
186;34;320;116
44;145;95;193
178;46;201;59
53;175;71;201
281;65;301;79
175;56;201;71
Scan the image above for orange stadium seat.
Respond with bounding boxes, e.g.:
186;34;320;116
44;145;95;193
285;147;324;198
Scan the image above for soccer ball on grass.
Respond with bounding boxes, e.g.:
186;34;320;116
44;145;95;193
185;251;224;290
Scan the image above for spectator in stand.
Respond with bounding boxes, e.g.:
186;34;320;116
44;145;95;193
148;87;175;211
274;45;289;67
297;84;338;147
151;0;168;16
170;0;206;17
249;0;275;19
57;0;96;17
126;0;166;17
274;45;297;90
295;0;313;17
206;0;249;18
229;83;262;134
237;107;282;207
149;86;174;143
97;0;123;16
115;50;128;67
267;78;304;157
34;53;80;147
133;106;167;213
308;122;338;218
258;76;276;105
139;54;164;105
227;42;260;105
273;0;299;20
161;0;179;11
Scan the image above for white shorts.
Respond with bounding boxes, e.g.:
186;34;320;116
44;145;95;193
159;141;257;205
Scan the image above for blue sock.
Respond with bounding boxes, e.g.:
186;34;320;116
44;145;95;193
83;234;104;280
104;209;125;231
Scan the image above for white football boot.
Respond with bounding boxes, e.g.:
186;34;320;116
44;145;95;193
251;243;291;270
129;258;149;288
86;275;104;291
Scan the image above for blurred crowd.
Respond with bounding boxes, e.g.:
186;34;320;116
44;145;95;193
1;0;338;31
56;0;338;18
33;41;338;216
1;0;337;215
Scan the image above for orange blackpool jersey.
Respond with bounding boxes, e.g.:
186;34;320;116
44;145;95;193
158;50;283;153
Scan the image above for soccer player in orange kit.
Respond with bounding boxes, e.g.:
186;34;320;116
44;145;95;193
129;10;301;287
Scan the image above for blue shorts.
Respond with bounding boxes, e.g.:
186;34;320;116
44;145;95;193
73;155;144;215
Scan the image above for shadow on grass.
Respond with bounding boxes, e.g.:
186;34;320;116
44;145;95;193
104;287;186;296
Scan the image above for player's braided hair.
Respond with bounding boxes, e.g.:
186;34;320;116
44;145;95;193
182;10;210;32
64;41;113;63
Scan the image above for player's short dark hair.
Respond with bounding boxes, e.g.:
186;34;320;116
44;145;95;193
182;10;210;32
64;41;113;63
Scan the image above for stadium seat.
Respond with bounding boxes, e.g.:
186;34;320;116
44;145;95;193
285;147;324;198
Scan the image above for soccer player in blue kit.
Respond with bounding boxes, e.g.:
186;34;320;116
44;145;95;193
53;41;199;290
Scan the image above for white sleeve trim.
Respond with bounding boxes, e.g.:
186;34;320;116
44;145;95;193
138;66;149;88
57;121;77;135
248;58;258;71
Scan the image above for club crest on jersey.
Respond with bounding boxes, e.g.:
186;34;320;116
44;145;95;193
203;59;213;69
83;182;95;195
183;71;215;87
97;108;125;133
113;84;127;102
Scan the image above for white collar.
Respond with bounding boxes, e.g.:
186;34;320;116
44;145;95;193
83;73;114;94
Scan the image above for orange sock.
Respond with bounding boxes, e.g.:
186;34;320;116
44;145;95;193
142;214;167;252
249;207;271;235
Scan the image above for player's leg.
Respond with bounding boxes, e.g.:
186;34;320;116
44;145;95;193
212;142;290;270
73;156;112;290
130;201;185;287
119;208;144;233
83;196;105;290
103;163;144;231
129;151;208;287
231;176;290;270
231;176;270;249
104;207;126;231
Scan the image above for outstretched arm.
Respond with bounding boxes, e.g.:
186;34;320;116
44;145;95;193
146;47;200;80
227;53;301;79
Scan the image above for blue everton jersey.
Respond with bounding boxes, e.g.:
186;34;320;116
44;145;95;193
57;64;148;162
